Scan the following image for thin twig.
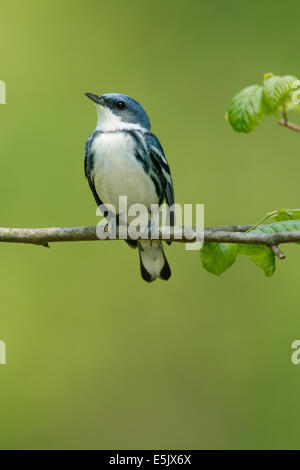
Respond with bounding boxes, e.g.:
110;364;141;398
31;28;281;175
282;104;288;124
270;245;286;259
278;119;300;132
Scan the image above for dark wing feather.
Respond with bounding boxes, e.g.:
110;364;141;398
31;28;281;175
84;132;102;205
145;132;175;226
84;131;113;218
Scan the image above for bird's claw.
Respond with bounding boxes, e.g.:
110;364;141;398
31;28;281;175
147;219;158;246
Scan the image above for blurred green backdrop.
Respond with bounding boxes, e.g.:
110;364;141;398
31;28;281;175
0;0;300;450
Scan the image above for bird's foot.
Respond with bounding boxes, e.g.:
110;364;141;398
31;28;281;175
102;221;117;239
142;219;159;246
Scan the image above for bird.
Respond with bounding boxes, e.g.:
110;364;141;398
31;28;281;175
84;92;175;282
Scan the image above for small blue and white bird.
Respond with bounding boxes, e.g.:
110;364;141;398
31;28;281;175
84;92;175;282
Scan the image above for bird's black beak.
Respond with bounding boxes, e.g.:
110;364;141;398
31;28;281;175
84;92;104;105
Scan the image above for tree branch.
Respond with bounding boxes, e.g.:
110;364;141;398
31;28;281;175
0;225;299;259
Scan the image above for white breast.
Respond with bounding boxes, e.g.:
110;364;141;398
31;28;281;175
91;132;159;214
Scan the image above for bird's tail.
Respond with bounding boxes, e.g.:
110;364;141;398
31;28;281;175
138;240;171;282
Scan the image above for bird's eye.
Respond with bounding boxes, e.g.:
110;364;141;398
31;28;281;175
117;101;125;109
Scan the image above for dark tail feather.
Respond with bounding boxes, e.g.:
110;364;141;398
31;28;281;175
138;241;171;282
126;239;138;249
160;252;171;280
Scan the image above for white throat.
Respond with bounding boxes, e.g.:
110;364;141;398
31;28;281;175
96;105;145;132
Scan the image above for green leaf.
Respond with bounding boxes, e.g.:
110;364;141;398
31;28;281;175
282;75;298;88
227;85;270;133
200;218;300;278
200;242;238;275
238;245;275;277
271;209;300;222
263;75;296;111
253;219;300;234
247;208;300;232
252;219;300;247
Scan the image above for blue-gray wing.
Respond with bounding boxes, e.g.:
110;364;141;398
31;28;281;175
84;131;104;208
145;132;175;226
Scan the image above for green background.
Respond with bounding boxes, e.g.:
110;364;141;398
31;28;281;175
0;0;300;450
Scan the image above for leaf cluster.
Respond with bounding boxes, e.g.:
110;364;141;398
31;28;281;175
227;73;300;133
200;211;300;276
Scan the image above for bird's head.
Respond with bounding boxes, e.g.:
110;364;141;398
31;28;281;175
84;92;151;132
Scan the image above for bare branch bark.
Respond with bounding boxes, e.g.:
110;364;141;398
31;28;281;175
0;225;298;259
278;119;300;132
270;245;286;259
